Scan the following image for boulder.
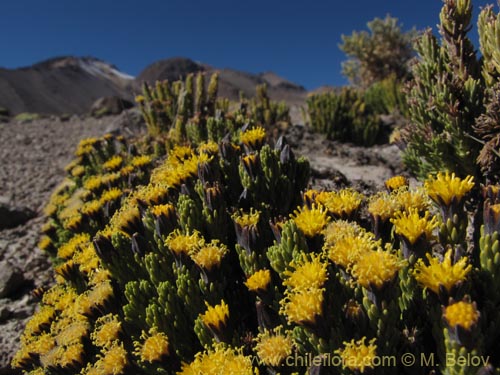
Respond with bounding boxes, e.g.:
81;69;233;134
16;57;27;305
90;96;134;118
104;108;146;136
0;261;24;299
0;197;35;230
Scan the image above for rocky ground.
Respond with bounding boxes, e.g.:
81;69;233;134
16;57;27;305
0;110;404;373
0;110;143;373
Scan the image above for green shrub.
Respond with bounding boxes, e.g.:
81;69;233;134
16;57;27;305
402;0;500;183
14;112;41;123
307;87;383;146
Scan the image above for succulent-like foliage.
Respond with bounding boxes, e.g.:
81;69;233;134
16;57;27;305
402;0;500;183
306;87;383;146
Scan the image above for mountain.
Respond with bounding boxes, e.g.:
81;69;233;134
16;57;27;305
0;57;135;115
0;56;308;115
137;57;307;105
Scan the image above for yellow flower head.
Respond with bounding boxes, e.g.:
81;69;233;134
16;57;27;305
232;208;261;228
240;126;266;149
201;300;229;331
178;343;256;375
424;172;475;207
290;204;330;237
81;199;103;217
283;254;328;291
109;203;142;237
134;184;170;206
190;240;228;271
91;314;122;348
336;337;377;374
385;175;409;192
413;250;472;295
24;306;56;335
394;187;430;213
151;203;176;218
325;230;379;269
84;175;106;192
254;326;294;367
103;155;124;171
136;329;169;363
94;342;128;375
165;229;204;256
245;269;272;292
280;287;324;325
71;165;86;178
55;320;90;347
99;188;123;205
316;189;364;218
130;155;152;168
391;209;439;244
57;233;90;260
198;140;220;156
367;191;400;221
444;301;480;330
351;249;403;290
75;137;99;156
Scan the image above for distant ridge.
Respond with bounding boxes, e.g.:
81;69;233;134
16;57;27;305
0;56;308;115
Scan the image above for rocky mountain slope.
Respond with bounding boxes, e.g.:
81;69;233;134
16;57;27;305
0;56;307;115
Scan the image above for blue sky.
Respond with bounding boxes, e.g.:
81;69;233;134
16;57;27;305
0;0;495;89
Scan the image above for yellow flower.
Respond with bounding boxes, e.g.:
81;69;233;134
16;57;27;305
84;175;105;192
81;199;103;217
151;203;176;218
283;254;328;291
316;189;364;218
109;203;142;237
103;155;124;171
240;126;266;149
391;209;439;244
232;208;261;228
91;314;122;348
99;188;123;205
75;137;99;156
394;187;430;213
94;342;128;375
424;172;475;207
351;249;403;289
254;327;294;366
71;165;86;178
136;329;169;363
367;191;400;221
385;175;409;192
290;204;330;237
130;155;152;168
413;250;472;294
198;140;220;155
280;287;324;325
201;300;229;331
444;301;480;330
38;236;53;252
325;230;379;269
245;269;272;292
55;342;86;368
134;184;170;206
165;229;204;256
55;320;90;347
178;343;256;375
190;240;228;271
72;242;100;275
57;233;90;260
24;306;55;335
336;337;377;374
